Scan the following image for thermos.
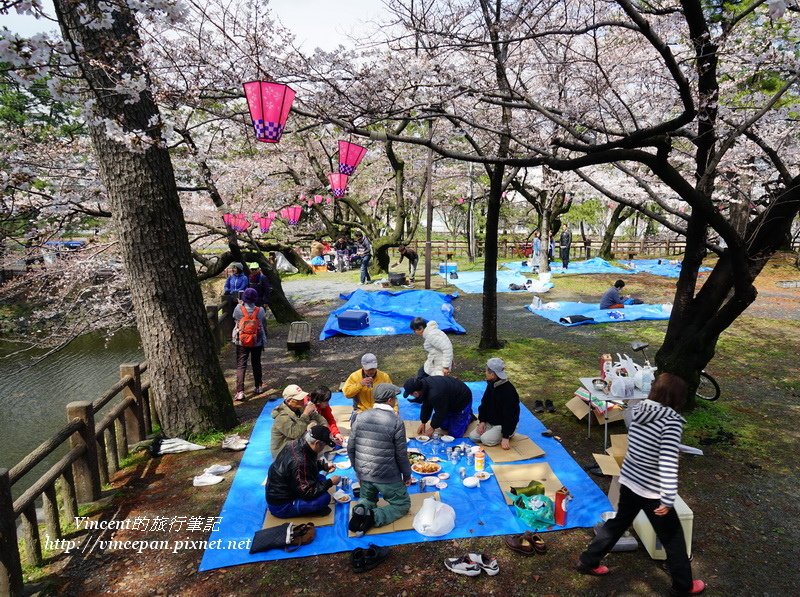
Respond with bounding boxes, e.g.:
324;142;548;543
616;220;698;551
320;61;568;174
555;486;571;526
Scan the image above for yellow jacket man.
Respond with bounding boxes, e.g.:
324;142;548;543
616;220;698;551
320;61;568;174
343;353;393;413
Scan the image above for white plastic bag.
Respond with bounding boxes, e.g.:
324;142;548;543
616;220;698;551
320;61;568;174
413;497;455;537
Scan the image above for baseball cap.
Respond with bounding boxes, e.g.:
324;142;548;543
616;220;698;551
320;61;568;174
308;425;336;448
402;377;424;398
486;357;508;379
283;384;308;402
361;353;378;370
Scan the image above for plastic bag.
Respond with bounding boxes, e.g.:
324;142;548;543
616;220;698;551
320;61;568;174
507;492;555;528
413;497;456;537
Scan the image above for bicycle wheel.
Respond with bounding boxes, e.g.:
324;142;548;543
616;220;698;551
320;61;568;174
696;371;720;401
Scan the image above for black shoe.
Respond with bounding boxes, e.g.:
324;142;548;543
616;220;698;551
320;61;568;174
545;399;556;413
309;506;332;517
352;544;391;573
349;504;374;534
533;400;545;414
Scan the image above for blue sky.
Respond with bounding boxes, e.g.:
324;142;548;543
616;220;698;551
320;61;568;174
4;0;384;50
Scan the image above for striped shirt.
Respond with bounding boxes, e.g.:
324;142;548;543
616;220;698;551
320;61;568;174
619;399;685;508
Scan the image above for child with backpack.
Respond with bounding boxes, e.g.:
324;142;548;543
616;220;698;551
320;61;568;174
232;288;268;401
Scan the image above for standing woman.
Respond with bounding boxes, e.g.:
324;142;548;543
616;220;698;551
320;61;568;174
532;231;541;261
409;317;453;378
354;230;372;284
576;373;705;596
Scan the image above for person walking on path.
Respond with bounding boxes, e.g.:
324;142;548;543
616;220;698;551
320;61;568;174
270;384;328;457
232;287;267;401
403;375;474;438
576;373;705;596
347;383;413;534
342;353;394;416
469;358;520;449
392;244;419;281
559;228;573;269
410;317;453;378
354;230;372;284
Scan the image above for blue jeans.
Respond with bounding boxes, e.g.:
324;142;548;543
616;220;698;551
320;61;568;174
440;402;474;438
360;254;372;283
268;491;330;518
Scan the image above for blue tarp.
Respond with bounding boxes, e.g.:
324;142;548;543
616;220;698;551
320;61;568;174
320;289;466;340
503;257;631;275
526;301;672;326
198;383;612;570
437;270;553;294
623;259;713;279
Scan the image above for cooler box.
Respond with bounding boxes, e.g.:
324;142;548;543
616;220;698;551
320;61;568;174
337;310;370;330
632;494;693;560
438;262;458;274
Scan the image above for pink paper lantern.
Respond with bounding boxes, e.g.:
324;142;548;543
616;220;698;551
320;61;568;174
224;212;249;232
267;211;277;219
326;196;333;205
306;197;314;206
279;205;302;225
255;214;275;233
338;140;368;175
314;195;324;204
242;81;296;143
328;173;349;198
457;197;465;204
222;213;233;227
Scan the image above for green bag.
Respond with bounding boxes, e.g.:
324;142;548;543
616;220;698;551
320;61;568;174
510;480;545;497
507;492;555;528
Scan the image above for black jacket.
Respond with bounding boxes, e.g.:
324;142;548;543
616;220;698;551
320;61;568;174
477;379;521;439
419;376;473;430
266;438;332;505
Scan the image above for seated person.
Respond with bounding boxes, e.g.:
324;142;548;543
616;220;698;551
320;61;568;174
600;279;627;310
308;386;344;445
266;425;340;519
403;375;474;438
470;358;520;450
270;384;328;457
347;383;413;534
342;353;393;417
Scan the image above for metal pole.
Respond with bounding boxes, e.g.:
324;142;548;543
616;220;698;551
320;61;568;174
424;121;434;289
468;162;475;262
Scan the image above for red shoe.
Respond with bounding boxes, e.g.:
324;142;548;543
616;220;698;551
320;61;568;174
689;580;706;595
576;560;610;576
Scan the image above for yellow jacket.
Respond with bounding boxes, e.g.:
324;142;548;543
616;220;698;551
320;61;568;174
342;369;394;412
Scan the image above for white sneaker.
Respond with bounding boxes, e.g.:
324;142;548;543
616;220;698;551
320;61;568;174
444;555;481;577
221;435;249;450
204;464;232;475
234;392;245;402
193;473;224;487
468;553;499;576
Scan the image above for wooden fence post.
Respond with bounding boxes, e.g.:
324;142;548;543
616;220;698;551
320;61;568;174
66;402;101;503
219;296;235;343
0;469;24;597
206;305;221;351
120;364;145;446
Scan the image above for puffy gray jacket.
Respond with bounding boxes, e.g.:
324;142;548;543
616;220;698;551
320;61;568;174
347;405;412;484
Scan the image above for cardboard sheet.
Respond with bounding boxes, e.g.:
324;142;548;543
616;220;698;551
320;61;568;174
348;492;440;537
330;405;352;437
403;419;423;439
492;462;565;504
482;434;545;463
263;493;336;529
566;395;626;425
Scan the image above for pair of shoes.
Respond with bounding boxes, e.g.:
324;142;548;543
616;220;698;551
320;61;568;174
352;544;391;573
193;473;224;487
348;504;375;536
253;387;265;395
222;435;248;451
533;400;545;414
234;391;245;402
504;531;546;555
576;559;610;576
203;464;232;475
444;553;499;576
545;399;556;413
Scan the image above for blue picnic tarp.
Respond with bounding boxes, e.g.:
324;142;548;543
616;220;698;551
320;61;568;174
526;301;672;326
437;269;554;294
197;383;612;570
503;257;630;275
320;289;466;340
623;259;712;278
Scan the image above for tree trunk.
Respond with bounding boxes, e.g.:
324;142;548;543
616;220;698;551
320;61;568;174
539;206;551;272
54;0;236;435
373;240;392;274
599;204;632;259
479;165;505;349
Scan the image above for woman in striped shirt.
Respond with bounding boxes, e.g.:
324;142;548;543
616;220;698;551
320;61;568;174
577;373;705;596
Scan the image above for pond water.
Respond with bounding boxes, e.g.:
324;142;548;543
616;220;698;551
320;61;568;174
0;328;143;498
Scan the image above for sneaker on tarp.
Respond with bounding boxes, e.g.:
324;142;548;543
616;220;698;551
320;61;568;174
467;553;499;576
444;555;482;577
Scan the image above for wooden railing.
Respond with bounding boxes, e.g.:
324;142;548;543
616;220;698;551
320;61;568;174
0;361;156;596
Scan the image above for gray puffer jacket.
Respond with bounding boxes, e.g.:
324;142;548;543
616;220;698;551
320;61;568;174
347;405;412;484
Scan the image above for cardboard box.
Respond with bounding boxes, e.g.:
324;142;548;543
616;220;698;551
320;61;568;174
633;495;693;560
592;433;628;508
566;394;626;425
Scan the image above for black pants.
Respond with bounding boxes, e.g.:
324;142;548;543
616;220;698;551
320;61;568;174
580;485;693;596
560;246;570;268
235;345;263;392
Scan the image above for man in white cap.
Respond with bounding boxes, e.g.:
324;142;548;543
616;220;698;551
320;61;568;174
469;358;520;450
270;384;328;457
342;353;394;416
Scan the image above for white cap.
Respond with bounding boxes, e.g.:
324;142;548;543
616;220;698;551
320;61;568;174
361;353;378;369
486;357;508;380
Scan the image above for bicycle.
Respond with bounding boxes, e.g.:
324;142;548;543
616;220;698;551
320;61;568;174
630;341;721;401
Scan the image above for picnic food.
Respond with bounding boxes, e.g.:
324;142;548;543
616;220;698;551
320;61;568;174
411;461;442;475
474;471;492;481
408;452;427;464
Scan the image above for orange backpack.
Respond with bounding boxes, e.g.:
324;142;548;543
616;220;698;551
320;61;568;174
237;306;262;347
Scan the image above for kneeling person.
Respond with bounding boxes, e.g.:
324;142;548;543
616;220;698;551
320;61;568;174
470;358;520;450
266;425;340;519
347;384;413;534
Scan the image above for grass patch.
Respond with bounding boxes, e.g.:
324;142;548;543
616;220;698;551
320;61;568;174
188;421;254;447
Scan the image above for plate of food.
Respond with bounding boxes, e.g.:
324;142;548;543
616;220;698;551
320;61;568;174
440;435;455;443
408;451;427;464
333;490;351;503
436;481;448;490
427;456;444;462
416;435;430;443
423;476;439;486
437;472;450;480
411;461;442;475
335;460;352;469
474;471;492;481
